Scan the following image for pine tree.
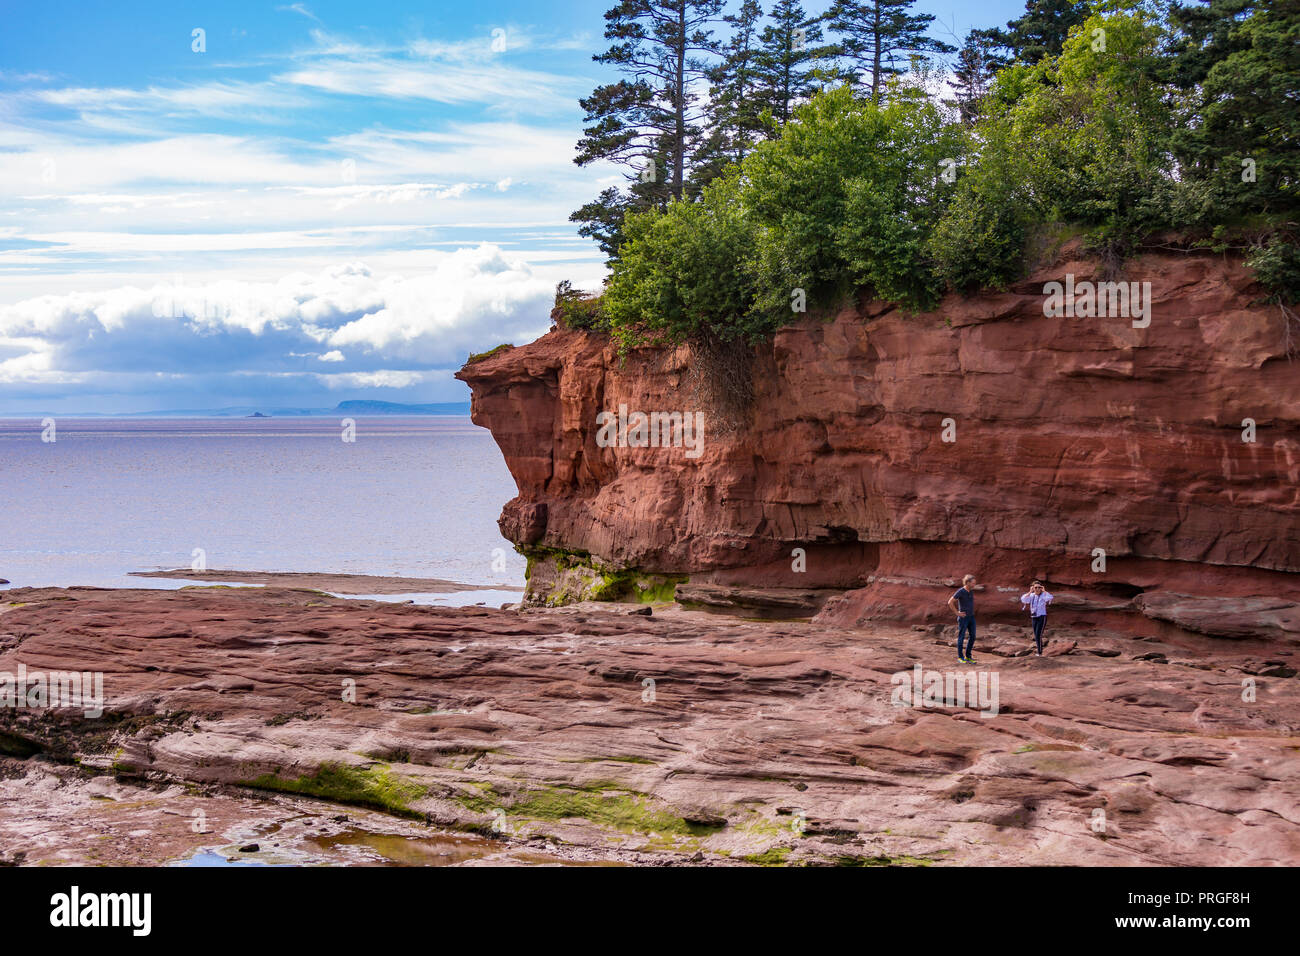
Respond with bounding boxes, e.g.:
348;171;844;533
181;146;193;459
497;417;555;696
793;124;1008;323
752;0;834;125
570;138;677;259
992;0;1092;65
570;188;631;260
1168;0;1299;217
1166;0;1253;90
574;1;722;204
946;28;1002;124
1169;0;1299;304
572;0;723;261
823;0;955;103
704;0;766;170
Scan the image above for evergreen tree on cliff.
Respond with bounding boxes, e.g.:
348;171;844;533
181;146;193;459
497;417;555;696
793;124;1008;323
571;0;723;260
569;188;631;261
946;28;1002;124
1168;0;1299;217
1167;0;1300;301
1166;0;1253;89
990;0;1093;64
822;0;955;103
701;0;766;174
752;0;835;125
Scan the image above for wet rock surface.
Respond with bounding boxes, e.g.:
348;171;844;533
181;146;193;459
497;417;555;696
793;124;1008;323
1;587;1297;865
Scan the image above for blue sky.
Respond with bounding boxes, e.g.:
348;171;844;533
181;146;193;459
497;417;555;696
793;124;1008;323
0;0;1025;413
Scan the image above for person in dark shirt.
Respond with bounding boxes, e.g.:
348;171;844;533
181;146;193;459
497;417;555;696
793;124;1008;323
947;574;978;663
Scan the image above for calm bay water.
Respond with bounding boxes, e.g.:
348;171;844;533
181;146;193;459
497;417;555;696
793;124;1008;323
0;417;527;594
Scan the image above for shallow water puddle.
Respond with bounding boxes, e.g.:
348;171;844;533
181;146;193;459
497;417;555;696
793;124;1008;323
171;827;592;867
310;829;504;866
175;850;270;867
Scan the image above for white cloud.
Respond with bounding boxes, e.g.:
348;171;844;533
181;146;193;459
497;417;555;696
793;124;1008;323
319;369;433;389
276;58;571;109
28;82;310;123
278;3;323;25
0;245;552;396
0;20;613;410
279;181;488;209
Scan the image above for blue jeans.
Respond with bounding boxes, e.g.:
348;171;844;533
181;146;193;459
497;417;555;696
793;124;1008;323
1032;615;1046;653
957;616;976;658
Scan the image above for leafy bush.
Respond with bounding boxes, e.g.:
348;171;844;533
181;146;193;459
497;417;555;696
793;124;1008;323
553;280;608;332
1248;236;1300;307
603;169;760;348
604;84;966;348
927;120;1036;292
744;84;963;315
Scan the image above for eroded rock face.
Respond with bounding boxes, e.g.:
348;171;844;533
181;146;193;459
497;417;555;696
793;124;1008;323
457;247;1300;639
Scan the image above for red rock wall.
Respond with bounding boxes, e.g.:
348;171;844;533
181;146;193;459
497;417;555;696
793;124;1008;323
457;246;1300;641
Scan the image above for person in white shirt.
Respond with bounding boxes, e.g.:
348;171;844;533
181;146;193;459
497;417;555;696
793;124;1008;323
1020;581;1054;656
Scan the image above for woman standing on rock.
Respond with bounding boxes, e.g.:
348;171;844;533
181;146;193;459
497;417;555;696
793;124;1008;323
1021;582;1054;656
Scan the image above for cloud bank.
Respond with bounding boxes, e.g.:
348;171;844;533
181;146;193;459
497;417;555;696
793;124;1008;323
0;244;553;412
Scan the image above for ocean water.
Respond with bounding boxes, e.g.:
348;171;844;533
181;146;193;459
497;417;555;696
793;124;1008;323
0;417;527;594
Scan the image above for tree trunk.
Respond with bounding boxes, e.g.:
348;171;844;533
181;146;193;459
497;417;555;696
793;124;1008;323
673;0;687;201
871;7;882;104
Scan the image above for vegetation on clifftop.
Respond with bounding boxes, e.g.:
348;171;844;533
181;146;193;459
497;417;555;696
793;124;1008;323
562;0;1298;350
553;280;608;332
465;343;515;365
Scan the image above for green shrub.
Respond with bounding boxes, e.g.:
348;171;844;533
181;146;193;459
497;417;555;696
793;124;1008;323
744;84;963;316
553;280;609;331
604;84;965;347
1248;237;1300;307
603;168;761;348
927;120;1036;292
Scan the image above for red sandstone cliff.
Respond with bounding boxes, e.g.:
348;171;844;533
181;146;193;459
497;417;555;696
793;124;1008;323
457;246;1300;642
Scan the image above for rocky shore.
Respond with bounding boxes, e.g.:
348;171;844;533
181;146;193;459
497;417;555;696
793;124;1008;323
2;585;1297;866
128;569;523;596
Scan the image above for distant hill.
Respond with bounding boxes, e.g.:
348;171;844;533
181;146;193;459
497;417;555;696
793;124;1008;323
334;401;470;416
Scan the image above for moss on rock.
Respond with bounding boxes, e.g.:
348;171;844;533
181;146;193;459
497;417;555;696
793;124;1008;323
241;762;427;818
520;547;685;607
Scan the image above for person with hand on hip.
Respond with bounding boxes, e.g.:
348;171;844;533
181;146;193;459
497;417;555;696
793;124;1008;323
948;574;978;664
